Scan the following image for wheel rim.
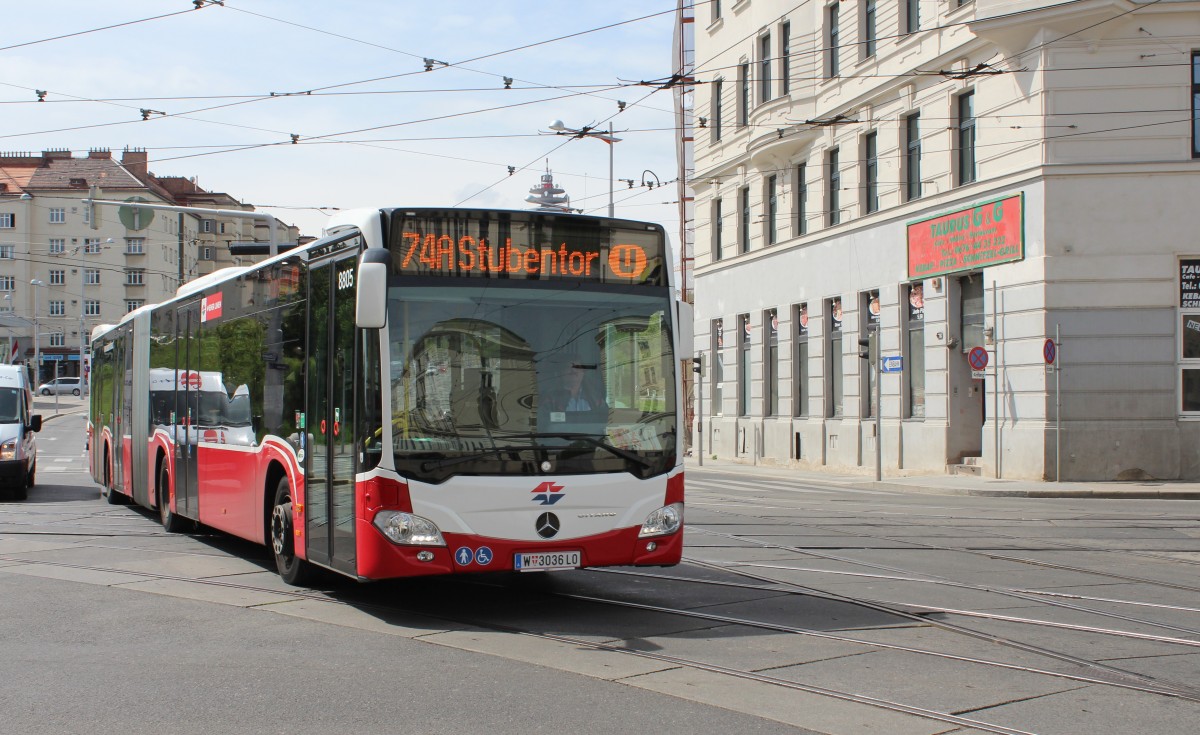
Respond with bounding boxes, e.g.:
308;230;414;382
271;501;292;557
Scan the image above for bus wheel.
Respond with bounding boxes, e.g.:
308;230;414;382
270;477;311;586
158;464;187;533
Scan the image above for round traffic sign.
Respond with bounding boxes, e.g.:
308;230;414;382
1043;338;1056;365
968;346;989;371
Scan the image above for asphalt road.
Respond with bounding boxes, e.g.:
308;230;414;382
3;412;1199;734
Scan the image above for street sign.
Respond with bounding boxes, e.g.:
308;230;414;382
1043;338;1056;365
880;355;903;373
972;369;986;380
967;346;989;371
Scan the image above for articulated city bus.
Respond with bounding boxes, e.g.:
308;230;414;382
89;208;689;584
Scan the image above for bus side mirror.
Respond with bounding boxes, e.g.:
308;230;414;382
356;249;390;329
29;415;42;432
676;299;694;360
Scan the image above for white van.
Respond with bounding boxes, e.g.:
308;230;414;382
0;365;41;500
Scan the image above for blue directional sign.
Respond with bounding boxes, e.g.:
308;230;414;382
455;546;474;566
474;546;493;566
880;355;903;374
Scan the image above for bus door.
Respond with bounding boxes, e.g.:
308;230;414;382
174;300;201;520
110;332;125;494
305;253;359;575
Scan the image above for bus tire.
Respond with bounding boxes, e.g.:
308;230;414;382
270;476;311;586
158;463;187;533
104;449;128;505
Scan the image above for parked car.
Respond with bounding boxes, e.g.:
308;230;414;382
37;377;83;396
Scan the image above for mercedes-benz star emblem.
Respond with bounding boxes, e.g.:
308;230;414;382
536;512;560;539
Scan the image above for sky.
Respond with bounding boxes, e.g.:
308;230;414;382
1;0;687;238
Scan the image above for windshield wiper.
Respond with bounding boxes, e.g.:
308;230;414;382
526;432;654;470
418;444;548;472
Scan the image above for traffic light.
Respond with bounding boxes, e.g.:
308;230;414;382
858;332;878;363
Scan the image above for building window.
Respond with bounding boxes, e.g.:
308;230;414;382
780;22;791;95
83;238;101;254
827;148;841;226
125;238;145;254
759;33;772;105
712;79;723;142
84;269;100;285
125;269;144;286
49;239;65;255
1193;52;1200;158
712;198;724;262
904;112;922;201
906;283;926;418
956;90;977;186
201;247;214;261
905;0;921;34
126;299;144;313
49;270;64;285
793;303;809;417
49;300;64;317
0;213;13;229
765;175;778;245
202;220;213;233
961;276;985;352
827;3;841;78
828;297;843;417
711;0;721;23
764;308;779;416
738;313;751;417
0;245;13;259
712;319;724;415
49;333;65;347
862;290;880;418
794;163;808;235
49;208;65;224
0;277;13;291
219;222;227;234
863;0;877;59
738;63;750;126
864;131;879;214
84;299;101;317
739;186;751;253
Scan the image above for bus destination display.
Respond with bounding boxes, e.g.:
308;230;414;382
389;211;667;287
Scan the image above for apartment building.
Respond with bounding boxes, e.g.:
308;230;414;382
0;148;296;383
691;0;1200;480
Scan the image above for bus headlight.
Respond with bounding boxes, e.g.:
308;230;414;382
0;439;16;461
372;510;446;547
639;502;683;538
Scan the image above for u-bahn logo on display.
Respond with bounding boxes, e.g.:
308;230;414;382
200;293;223;323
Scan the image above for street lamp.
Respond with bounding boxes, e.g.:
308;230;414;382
547;120;622;217
30;279;43;386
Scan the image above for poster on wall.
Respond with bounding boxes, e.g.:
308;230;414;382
797;304;809;336
907;193;1025;280
830;297;843;332
1180;260;1200;308
908;284;925;322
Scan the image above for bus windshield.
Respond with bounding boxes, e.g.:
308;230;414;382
385;282;676;482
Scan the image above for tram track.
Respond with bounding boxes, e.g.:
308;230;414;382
3;549;1191;733
686;496;1200;596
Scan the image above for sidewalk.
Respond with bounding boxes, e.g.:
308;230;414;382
684;455;1200;499
32;394;88;423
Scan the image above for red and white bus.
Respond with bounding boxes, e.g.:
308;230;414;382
89;208;689;584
